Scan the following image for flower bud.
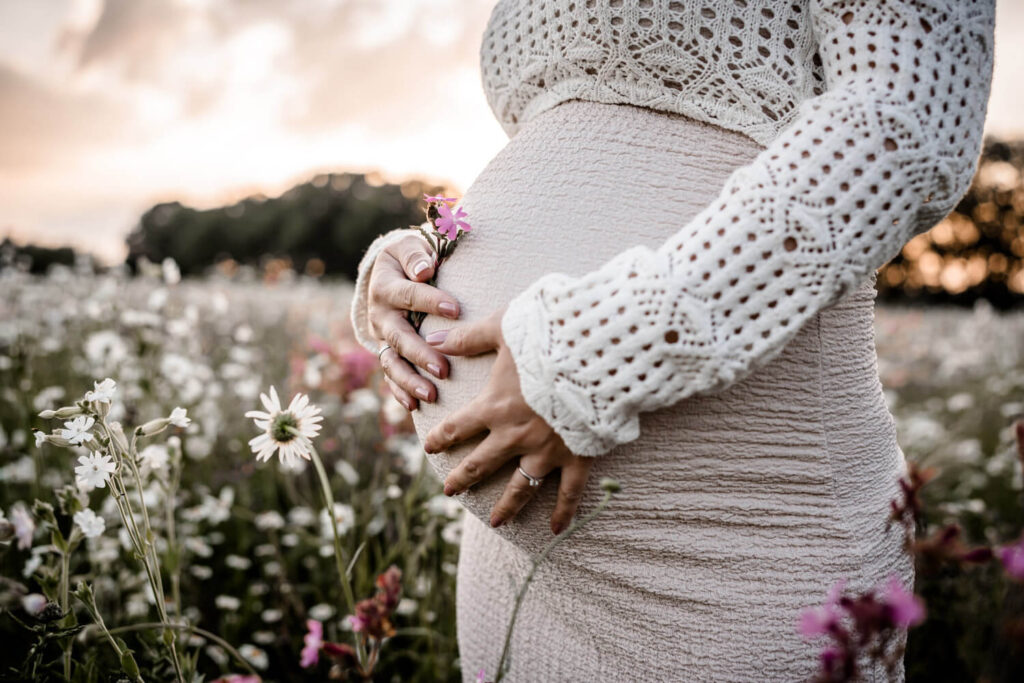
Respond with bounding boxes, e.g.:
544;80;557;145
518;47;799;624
38;410;56;419
47;435;73;448
599;477;622;493
139;418;170;437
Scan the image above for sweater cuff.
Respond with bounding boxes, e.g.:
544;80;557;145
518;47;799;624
350;227;427;353
500;276;639;457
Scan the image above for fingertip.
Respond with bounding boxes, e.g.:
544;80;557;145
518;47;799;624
411;259;433;281
438;300;459;319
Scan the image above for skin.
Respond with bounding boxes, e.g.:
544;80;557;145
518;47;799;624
366;235;594;534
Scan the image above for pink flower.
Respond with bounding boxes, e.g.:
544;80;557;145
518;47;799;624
211;677;260;683
476;668;488;682
881;575;925;628
798;578;846;638
346;614;366;632
300;619;323;668
435;203;471;240
423;193;457;203
999;537;1024;581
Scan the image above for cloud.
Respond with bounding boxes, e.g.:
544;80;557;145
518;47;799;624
0;63;129;171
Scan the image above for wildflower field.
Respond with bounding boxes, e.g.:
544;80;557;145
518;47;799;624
1;264;1023;681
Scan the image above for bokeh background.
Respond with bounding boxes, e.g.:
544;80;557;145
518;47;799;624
2;2;1024;682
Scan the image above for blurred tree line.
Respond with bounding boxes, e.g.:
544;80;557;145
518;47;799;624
4;141;1024;307
124;172;441;280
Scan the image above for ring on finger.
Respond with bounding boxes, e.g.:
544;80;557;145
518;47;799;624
517;463;544;487
377;344;392;361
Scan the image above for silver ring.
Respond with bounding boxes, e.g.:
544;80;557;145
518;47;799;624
377;344;392;361
517;464;544;487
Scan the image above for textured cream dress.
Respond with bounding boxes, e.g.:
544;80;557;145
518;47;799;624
350;2;996;680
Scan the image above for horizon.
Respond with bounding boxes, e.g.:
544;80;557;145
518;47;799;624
2;0;1022;265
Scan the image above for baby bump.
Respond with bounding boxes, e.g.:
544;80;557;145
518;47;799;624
412;100;773;545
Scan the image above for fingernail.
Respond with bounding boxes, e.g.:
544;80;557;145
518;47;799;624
415;386;431;401
552;522;565;535
490;516;504;528
413;260;430;277
425;330;448;345
444;483;456;496
439;301;458;318
427;362;443;378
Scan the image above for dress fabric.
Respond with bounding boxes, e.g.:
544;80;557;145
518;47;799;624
345;1;996;680
427;100;910;681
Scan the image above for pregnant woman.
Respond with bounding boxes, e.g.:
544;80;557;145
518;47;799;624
350;1;995;680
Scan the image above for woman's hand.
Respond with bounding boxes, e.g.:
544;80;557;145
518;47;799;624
366;234;461;411
422;307;595;535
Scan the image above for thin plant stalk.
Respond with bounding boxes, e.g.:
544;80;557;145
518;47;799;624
494;485;618;683
107;622;258;677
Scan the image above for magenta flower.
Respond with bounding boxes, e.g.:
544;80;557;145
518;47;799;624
436;203;472;240
346;614;366;632
881;575;925;628
476;668;488;682
999;537;1024;581
423;193;457;203
300;619;323;668
798;578;846;638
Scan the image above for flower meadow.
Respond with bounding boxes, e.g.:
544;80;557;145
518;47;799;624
0;260;1023;681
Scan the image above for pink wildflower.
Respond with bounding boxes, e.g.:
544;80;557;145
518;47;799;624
436;203;471;240
999;536;1024;581
881;575;925;628
798;578;845;638
423;193;457;203
346;614;366;632
476;668;488;682
300;619;323;668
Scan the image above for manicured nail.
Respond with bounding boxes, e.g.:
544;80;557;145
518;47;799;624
415;386;430;400
552;522;565;535
425;330;449;345
413;260;430;277
444;483;455;496
490;516;504;528
439;301;458;318
427;362;443;378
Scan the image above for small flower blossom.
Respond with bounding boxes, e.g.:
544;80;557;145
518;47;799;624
169;406;191;428
998;536;1024;581
73;509;106;538
61;415;95;445
22;593;47;615
75;453;117;490
423;193;457;203
881;575;926;627
10;504;35;550
215;595;241;611
138;444;170;475
238;644;269;670
799;578;846;639
33;431;47;448
245;386;323;467
300;619;323;668
435;203;472;240
84;378;117;403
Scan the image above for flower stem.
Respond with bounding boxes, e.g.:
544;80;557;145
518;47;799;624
494;488;616;683
106;622;258;677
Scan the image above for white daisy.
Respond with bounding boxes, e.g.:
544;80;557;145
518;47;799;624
60;415;95;445
73;509;106;538
84;378;117;403
245;386;323;467
74;453;117;490
168;406;191;428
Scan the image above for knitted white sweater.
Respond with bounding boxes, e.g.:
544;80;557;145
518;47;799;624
351;0;995;456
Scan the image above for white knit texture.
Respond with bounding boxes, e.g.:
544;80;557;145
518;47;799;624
493;0;996;455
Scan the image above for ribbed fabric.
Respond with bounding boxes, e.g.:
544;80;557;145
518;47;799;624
398;101;913;681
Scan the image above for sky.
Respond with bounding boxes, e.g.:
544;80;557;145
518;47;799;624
1;0;1022;264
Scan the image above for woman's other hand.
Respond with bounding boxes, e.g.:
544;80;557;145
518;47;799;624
367;234;461;411
422;307;595;535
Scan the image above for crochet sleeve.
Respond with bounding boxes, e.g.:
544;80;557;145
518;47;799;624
500;0;996;456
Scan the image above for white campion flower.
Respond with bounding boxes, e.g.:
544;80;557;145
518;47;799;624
239;644;269;671
84;378;117;403
253;511;285;531
214;595;241;611
168;406;190;428
33;431;47;448
75;453;117;490
61;416;95;445
10;503;35;550
245;386;322;467
73;509;106;538
138;444;169;475
319;503;355;539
